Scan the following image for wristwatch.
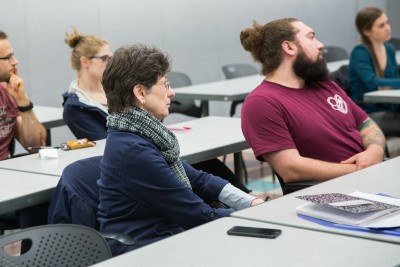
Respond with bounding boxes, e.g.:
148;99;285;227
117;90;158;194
18;101;34;112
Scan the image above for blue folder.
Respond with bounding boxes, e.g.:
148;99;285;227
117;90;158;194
298;214;400;237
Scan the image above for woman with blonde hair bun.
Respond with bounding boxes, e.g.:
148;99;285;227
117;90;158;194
62;28;112;140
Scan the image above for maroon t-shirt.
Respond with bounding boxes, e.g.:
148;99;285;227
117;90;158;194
241;80;368;163
0;83;19;160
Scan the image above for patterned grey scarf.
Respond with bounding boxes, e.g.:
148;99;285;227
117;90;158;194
107;106;192;189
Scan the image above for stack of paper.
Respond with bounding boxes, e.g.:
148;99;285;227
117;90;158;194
296;191;400;228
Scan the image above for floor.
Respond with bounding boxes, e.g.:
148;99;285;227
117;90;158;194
222;149;283;200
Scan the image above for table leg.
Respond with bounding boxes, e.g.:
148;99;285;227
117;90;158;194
45;129;51;146
233;152;245;184
200;101;209;117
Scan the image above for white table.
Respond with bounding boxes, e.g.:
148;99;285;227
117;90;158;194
326;51;400;73
0;116;248;215
0;117;248;179
173;75;262;116
0;140;105;177
92;217;400;267
363;89;400;104
232;156;400;244
34;106;65;145
357;51;400;104
172;57;380;117
0;169;58;215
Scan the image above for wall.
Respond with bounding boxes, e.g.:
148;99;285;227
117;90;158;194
387;0;400;37
0;0;389;146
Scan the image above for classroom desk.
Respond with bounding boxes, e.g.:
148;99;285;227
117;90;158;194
172;56;379;117
0;117;248;214
363;89;400;104
0;169;58;215
92;217;400;267
173;75;262;116
34;106;65;145
0;117;248;181
172;54;398;117
325;51;400;73
232;156;400;244
360;51;400;104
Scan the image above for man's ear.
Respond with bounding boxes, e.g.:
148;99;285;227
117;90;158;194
282;41;297;56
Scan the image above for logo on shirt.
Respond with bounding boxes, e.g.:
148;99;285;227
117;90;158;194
0;105;15;138
327;94;347;114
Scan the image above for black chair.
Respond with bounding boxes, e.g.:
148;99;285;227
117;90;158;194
388;38;400;75
389;37;400;51
168;71;202;118
273;170;317;195
0;224;111;267
221;63;259;117
323;46;348;62
330;64;351;96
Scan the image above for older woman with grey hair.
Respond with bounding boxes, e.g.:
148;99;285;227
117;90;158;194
97;43;264;256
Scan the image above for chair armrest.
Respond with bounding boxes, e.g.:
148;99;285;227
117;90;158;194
102;233;135;245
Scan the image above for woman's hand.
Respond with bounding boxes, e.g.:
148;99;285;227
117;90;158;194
250;198;265;206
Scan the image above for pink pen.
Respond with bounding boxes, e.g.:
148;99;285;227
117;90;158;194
167;126;192;132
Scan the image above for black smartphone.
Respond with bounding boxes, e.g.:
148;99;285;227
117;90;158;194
227;226;282;239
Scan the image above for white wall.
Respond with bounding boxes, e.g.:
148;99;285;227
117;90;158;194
0;0;390;146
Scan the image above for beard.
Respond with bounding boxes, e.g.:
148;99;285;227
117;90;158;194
0;71;10;83
293;48;330;84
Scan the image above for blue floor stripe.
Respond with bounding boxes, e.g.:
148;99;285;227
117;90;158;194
245;180;280;192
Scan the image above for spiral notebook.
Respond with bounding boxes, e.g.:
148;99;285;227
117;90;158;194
296;191;400;228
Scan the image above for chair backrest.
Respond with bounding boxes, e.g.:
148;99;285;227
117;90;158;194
0;224;111;267
323;46;348;62
389;38;400;76
167;71;202;118
168;71;192;88
221;63;258;116
221;63;258;79
48;156;102;229
330;64;351;96
389;37;400;51
273;170;317;195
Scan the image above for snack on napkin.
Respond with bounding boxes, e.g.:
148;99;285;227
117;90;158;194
60;138;96;151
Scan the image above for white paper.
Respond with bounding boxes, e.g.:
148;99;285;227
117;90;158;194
296;191;400;228
39;148;59;159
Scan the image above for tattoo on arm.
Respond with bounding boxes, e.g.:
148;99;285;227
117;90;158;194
358;118;386;150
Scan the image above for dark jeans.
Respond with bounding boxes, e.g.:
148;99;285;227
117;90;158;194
0;202;49;253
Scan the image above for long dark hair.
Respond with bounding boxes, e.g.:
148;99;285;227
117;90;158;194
355;7;384;77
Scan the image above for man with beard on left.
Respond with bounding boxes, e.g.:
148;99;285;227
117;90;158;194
239;18;386;184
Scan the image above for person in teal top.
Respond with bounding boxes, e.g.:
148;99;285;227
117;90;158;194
348;7;400;136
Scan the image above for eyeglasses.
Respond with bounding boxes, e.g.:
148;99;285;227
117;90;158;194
0;53;16;63
90;55;112;63
154;80;171;92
